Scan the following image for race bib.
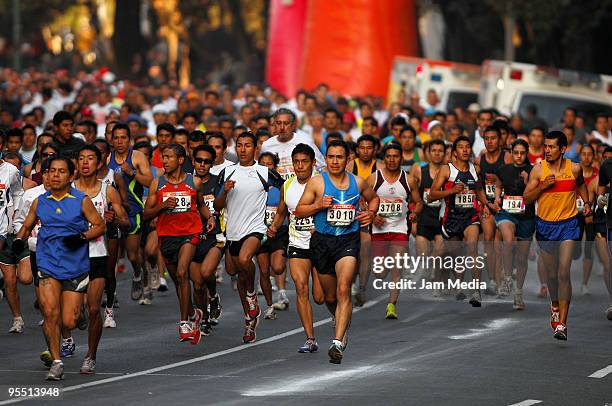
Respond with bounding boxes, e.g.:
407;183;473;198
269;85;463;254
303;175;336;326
485;182;496;199
203;194;215;214
265;206;277;226
502;195;525;214
454;192;475;208
423;188;441;207
576;198;584;213
0;184;6;208
326;204;355;227
378;198;403;218
163;191;191;213
278;163;295;181
291;213;314;232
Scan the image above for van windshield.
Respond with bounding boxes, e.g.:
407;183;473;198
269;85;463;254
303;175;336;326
446;91;478;111
517;93;612;129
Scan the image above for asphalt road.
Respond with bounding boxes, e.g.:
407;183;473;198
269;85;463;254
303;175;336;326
1;256;611;406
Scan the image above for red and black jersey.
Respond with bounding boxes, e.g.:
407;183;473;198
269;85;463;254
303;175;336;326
441;162;480;225
156;173;202;237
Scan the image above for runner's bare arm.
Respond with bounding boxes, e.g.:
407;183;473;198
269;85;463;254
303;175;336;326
295;176;328;218
82;196;106;240
408;174;423;215
574;164;591;216
523;163;548;204
357;176;379;226
409;163;421;186
143;179;164;221
427;165;452;202
132;150;154;187
106;185;130;229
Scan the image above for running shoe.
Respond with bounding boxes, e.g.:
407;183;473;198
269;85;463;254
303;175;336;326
139;287;153;305
8;316;24;333
179;321;193;342
190;309;204;345
131;277;143;301
328;340;343;364
469;291;482;307
200;320;213;336
550;306;560;330
264;305;277;320
553;323;567;340
46;360;64;381
385;303;398;319
149;265;161;290
273;290;290;311
77;304;88;330
513;292;525;310
157;276;169;292
298;338;318;353
209;294;222;325
243;315;259;344
103;307;116;328
40;350;53;368
60;338;75;358
606;305;612;321
246;292;260;318
354;290;366;307
580;284;590;296
79;356;96;375
455;291;467;301
537;285;548;298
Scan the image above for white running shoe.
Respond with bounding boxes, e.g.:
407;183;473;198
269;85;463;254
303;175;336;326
264;306;277;320
103;307;116;328
149;265;161;290
8;316;24;333
273;290;290;311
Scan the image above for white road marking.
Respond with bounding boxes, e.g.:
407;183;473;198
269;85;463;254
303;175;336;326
507;400;542;406
0;295;386;405
242;366;373;396
448;318;516;340
588;365;612;378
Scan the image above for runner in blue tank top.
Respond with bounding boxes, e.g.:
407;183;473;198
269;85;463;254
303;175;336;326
296;140;379;365
14;156;105;381
108;123;154;303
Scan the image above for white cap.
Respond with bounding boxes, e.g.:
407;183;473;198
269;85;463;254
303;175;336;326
73;132;86;141
467;103;480;113
427;120;443;133
152;104;168;115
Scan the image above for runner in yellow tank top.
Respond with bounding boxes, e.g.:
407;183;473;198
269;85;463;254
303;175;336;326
524;131;590;341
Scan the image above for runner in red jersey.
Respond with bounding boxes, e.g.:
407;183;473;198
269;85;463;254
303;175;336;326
144;144;215;345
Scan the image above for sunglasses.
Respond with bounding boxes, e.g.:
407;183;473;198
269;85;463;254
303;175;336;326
194;157;214;165
41;152;56;158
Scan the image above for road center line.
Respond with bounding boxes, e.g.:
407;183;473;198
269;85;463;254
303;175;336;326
0;295;386;405
588;365;612;378
507;400;543;406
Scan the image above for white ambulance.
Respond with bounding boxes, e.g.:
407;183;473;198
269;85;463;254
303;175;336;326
480;60;612;128
387;56;481;111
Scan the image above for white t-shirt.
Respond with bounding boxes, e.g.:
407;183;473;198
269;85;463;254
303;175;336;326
210;159;235;176
0;162;24;236
593;130;612;146
261;132;326;180
472;128;485;157
217;163;284;241
89;102;113;125
14;183;46;251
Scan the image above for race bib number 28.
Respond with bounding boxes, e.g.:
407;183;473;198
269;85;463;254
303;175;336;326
163;191;191;213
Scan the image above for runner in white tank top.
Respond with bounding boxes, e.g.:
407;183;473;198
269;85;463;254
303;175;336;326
269;143;324;354
366;143;422;320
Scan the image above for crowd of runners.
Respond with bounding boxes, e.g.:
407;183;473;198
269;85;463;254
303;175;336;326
1;69;612;380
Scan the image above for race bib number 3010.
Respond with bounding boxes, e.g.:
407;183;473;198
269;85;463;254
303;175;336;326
326;204;355;227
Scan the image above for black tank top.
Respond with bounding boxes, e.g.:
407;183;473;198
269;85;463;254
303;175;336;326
480;150;506;202
418;165;441;226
